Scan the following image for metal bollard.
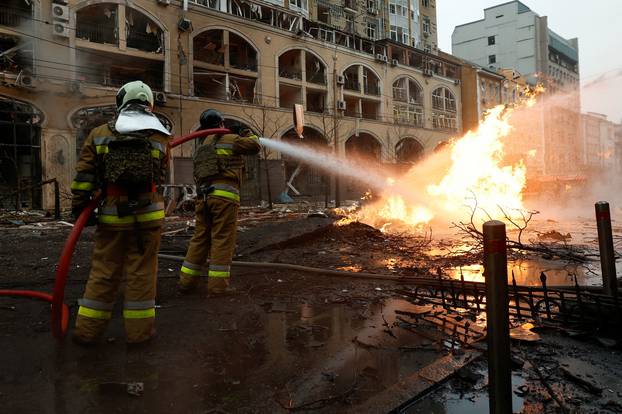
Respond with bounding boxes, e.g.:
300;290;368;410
595;202;618;297
483;220;512;414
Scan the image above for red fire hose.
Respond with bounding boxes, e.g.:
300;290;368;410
0;128;230;339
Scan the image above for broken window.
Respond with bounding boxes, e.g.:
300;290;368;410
193;29;257;102
305;52;326;85
229;33;258;71
361;99;379;120
279;84;303;109
0;35;33;78
76;49;164;89
343;66;360;92
0;97;43;209
194;72;256;102
1;0;32;28
193;30;225;66
432;87;455;111
306;89;326;113
279;50;302;80
363;67;380;96
393;77;423;105
76;4;119;46
393;77;423;126
344;96;359;118
432;87;457;131
126;9;163;53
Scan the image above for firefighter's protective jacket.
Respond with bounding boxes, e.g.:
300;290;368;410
70;123;170;230
194;133;261;203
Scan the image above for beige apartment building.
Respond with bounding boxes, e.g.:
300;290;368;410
0;0;460;209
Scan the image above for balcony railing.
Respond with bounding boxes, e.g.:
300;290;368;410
393;104;424;127
76;23;118;46
127;30;162;53
0;8;31;28
393;87;407;102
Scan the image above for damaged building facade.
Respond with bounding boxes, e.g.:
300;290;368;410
0;0;461;209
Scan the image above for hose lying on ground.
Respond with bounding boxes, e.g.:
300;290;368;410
0;128;231;340
158;254;405;282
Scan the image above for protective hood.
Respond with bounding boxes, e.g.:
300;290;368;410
114;104;171;136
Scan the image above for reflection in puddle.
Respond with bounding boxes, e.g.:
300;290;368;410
265;299;446;407
445;258;586;286
405;372;525;413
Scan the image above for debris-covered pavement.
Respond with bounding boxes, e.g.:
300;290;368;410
1;207;622;413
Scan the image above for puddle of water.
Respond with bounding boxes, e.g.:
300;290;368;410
404;372;525;414
263;298;449;406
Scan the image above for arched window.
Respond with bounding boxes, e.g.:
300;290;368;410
345;133;381;162
396;138;425;164
75;4;166;89
281;127;328;197
432;87;456;112
432;87;457;131
193;29;258;103
76;4;163;53
0;97;43;208
393;77;424;127
341;65;381;120
278;49;327;113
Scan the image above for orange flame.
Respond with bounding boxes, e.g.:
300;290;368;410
346;101;537;232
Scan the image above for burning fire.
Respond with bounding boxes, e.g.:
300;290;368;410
342;98;541;231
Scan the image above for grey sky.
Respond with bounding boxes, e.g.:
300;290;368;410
437;0;622;121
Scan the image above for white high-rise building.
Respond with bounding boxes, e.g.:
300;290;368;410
451;1;579;94
452;1;582;178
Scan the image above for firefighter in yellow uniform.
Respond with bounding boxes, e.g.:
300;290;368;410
71;81;171;345
179;109;261;294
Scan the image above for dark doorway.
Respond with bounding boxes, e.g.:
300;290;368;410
0;97;43;209
281;127;328;200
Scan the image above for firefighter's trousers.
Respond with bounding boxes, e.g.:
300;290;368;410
179;197;239;293
74;227;161;343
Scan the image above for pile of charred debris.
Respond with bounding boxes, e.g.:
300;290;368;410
1;199;622;413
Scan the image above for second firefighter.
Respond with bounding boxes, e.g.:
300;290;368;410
179;109;261;294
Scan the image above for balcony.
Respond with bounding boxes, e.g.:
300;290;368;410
0;7;31;28
279;49;302;81
127;30;161;54
393;104;424;127
305;52;326;85
75;49;163;89
76;22;118;46
76;4;119;46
